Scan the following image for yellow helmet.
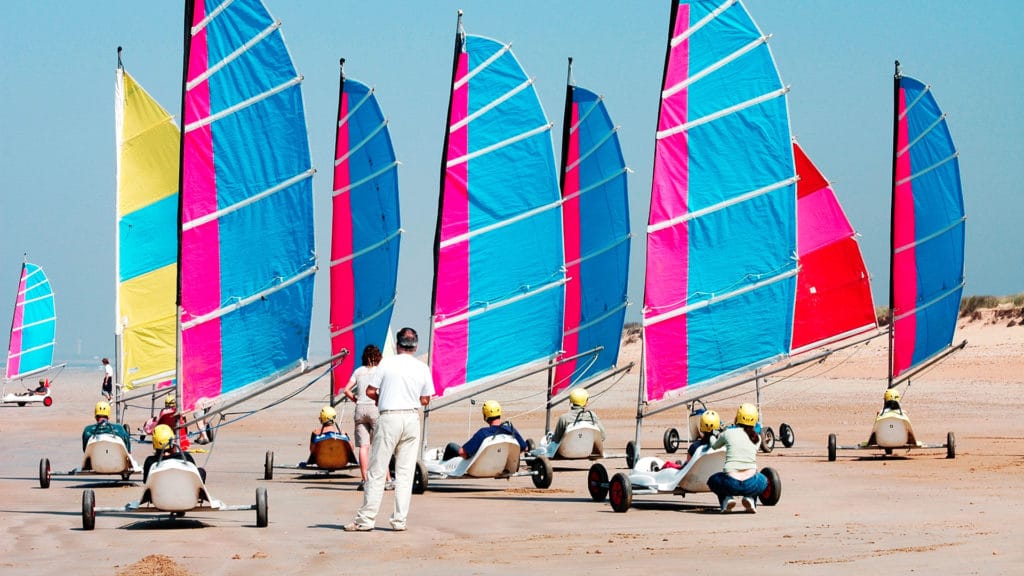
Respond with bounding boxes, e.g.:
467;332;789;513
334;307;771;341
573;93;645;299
735;403;759;427
94;401;111;418
153;424;174;450
569;387;589;407
319;405;337;425
482;400;502;420
164;394;176;408
884;388;901;402
699;410;720;433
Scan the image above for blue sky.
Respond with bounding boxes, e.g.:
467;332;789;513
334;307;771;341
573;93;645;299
2;1;1021;362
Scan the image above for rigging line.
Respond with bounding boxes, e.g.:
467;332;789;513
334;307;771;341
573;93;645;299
892;282;964;323
897;82;931;121
896;113;948;158
454;41;511;90
333;161;400;197
434;278;566;329
894;215;965;255
895;152;959;187
181;264;317;330
561;167;629;204
569;96;604;135
336;85;376;130
562;302;628;338
439;196;561;249
329;229;402;267
185;75;303;133
658;86;789;140
664;34;768;100
564;233;631;269
565;126;620;173
648;176;797;233
446;122;553;168
183;168;314;231
187;20;281;90
644;267;799;327
329;298;397;339
671;0;737;47
450;77;534;133
335;119;389;166
191;0;234;34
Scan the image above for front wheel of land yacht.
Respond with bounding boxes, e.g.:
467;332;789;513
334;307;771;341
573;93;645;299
412;460;428;494
256;487;268;528
625;441;638;469
779;423;795;448
264;451;274;480
609;473;632;513
82;490;96;531
759;467;782;506
587;463;609;502
39;458;50;489
827;433;837;462
946;432;956;459
663;428;680;453
530;455;553;489
43;396;53;407
760;427;775;453
525;438;536;452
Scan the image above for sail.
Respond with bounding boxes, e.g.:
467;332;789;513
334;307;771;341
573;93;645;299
329;64;401;396
431;18;565;397
115;62;179;389
643;0;797;402
5;262;56;381
178;0;315;412
890;70;965;379
554;73;630;395
791;141;876;354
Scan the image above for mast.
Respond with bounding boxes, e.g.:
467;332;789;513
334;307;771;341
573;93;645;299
113;46;124;419
330;57;347;406
886;60;901;390
174;1;195;412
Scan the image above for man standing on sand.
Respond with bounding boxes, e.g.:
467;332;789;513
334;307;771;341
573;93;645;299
344;327;432;532
100;358;114;401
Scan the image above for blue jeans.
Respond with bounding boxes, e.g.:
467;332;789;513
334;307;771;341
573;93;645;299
707;471;768;505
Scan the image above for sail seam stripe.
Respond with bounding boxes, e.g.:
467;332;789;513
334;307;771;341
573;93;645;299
333;161;399;196
335;119;389;166
329;229;403;267
129;369;177;387
664;35;767;99
566;127;619;173
894;215;965;254
789;324;879;356
671;0;737;47
187;20;280;90
563;301;629;338
181;265;317;330
648;177;796;233
185;75;302;133
563;168;630;204
569;97;603;134
439;198;562;249
643;268;798;327
450;78;534;132
6;342;55;358
454;43;511;90
657;87;788;139
183;169;315;231
10;317;55;332
19;294;54;306
565;233;631;269
898;83;931;121
192;0;234;35
434;279;567;329
896;113;947;157
893;281;964;322
895;152;958;187
329;298;397;338
447;123;552;167
337;87;376;130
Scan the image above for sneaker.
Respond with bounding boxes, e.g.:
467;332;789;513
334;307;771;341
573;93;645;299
741;496;757;513
720;497;738;513
356;481;364;491
390;523;407;532
298;462;308;469
385;481;395;491
342;522;373;532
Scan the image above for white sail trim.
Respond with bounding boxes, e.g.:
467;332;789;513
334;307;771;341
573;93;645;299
183;169;315;231
434;278;567;329
565;233;631;269
129;369;177;388
643;267;799;327
19;293;54;307
191;0;234;34
333;161;400;196
446;123;553;168
893;215;965;255
330;229;403;267
10;317;56;333
565;126;620;173
450;78;534;133
187;20;281;90
657;86;789;140
439;198;562;249
664;34;768;99
329;297;397;339
335;119;389;167
563;301;629;338
563;167;630;204
648;176;796;233
569;96;603;135
336;86;376;130
895;152;958;187
185;75;303;133
671;0;737;47
181;264;317;330
893;281;964;323
454;42;511;90
6;341;55;359
897;113;947;158
898;82;931;121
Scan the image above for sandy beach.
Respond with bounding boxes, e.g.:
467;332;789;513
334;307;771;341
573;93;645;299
1;308;1021;576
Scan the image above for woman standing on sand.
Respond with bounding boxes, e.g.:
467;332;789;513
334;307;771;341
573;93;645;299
706;403;768;513
343;344;383;490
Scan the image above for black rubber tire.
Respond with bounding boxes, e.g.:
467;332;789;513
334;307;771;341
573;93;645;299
530;456;553;489
609;473;632;513
121;471;131;481
779;423;795;448
264;451;274;480
625;441;638;470
827;433;837;462
759;466;782;506
412;460;428;494
663;428;680;454
587;463;609;502
256;487;268;528
760;427;776;453
39;458;51;489
82;490;96;531
525;438;536;452
946;432;956;459
17;402;25;407
884;448;893;456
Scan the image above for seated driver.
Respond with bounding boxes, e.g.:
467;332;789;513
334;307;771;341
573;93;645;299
551;388;606;444
302;405;348;467
34;379;49;395
143;424;204;483
82;401;133;453
879;388;903;414
444;400;526;460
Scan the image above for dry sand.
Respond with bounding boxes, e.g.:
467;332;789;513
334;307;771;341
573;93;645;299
1;309;1021;575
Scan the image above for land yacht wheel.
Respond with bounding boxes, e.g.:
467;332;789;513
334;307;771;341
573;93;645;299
663;428;680;453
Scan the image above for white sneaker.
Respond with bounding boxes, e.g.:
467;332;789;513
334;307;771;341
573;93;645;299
741;496;757;513
720;497;738;513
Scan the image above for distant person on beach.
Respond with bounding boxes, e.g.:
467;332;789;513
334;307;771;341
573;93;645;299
551;387;606;444
100;358;113;401
344;327;432;532
302;405;347;466
343;344;384;489
444;400;527;460
82;401;132;453
142;424;204;483
706;403;767;514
